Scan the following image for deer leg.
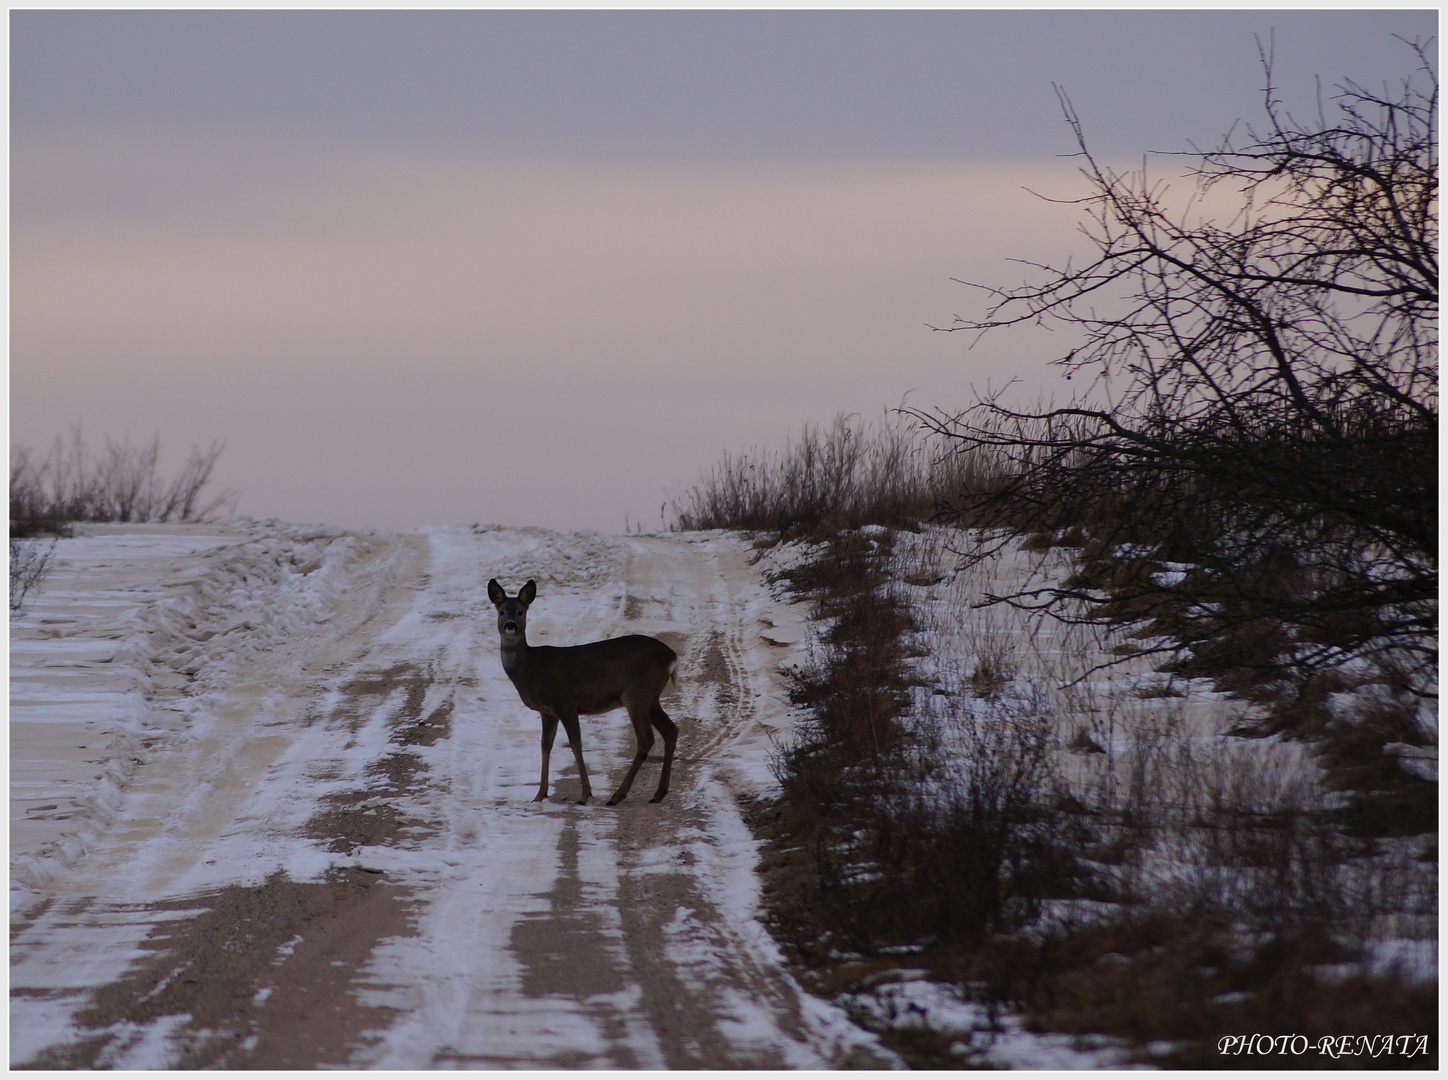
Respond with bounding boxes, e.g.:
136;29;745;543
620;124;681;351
535;710;559;802
648;700;678;803
558;706;592;804
606;703;655;806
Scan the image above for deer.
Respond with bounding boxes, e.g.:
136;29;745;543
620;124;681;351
487;579;680;805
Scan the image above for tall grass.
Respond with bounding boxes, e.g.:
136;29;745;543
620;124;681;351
10;428;236;538
754;516;1435;1065
9;429;237;612
693;409;1434;1065
671;410;1005;536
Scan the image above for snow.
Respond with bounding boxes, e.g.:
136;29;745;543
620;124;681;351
10;520;330;901
879;524;1437;1049
10;519;891;1068
11;518;1435;1067
835;975;1134;1069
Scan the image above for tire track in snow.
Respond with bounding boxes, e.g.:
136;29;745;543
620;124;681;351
356;528;890;1067
605;536;891;1069
11;524;433;1068
12;524;889;1068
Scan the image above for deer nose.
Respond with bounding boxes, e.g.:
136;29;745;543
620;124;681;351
504;620;518;633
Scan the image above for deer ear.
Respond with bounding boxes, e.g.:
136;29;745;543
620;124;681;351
487;579;506;606
519;580;537;606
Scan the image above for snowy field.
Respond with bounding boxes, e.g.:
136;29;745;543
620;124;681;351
888;527;1436;992
11;520;1433;1067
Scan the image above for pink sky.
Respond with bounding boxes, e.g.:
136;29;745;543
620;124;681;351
12;10;1434;532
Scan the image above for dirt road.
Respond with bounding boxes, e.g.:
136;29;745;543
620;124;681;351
11;522;889;1068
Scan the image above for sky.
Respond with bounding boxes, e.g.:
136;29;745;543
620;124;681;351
11;8;1437;534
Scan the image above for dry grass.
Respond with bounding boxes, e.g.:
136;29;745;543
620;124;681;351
10;536;58;614
753;519;1436;1066
9;429;237;611
680;412;1435;1066
745;527;1097;1065
901;525;1436;1064
11;427;235;538
992;911;1438;1069
671;410;1005;538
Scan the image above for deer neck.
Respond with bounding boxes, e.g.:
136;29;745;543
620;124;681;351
499;634;531;677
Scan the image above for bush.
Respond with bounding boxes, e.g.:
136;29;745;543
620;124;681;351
916;39;1437;700
671;410;1005;538
11;428;236;537
10;536;57;613
756;524;1090;978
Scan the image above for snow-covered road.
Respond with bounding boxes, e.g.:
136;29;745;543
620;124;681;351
11;521;889;1068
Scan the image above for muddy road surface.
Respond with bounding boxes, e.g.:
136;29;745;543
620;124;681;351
11;522;889;1068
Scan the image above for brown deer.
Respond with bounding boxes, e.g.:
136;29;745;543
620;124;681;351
487;579;679;805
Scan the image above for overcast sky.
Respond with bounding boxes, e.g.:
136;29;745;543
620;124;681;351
11;9;1437;533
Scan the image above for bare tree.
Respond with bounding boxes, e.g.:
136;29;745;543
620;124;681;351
917;37;1437;700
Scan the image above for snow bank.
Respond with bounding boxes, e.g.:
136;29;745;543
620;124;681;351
10;520;400;909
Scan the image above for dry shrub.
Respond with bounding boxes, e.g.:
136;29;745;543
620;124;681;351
10;536;58;613
671;410;1007;538
760;525;1091;983
693;398;1435;1065
11;427;236;537
10;429;238;615
1317;690;1438;839
995;911;1437;1069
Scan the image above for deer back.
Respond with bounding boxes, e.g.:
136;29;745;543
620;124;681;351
506;634;676;716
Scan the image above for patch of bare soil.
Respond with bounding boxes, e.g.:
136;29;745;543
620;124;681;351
15;648;463;1070
305;660;457;854
16;868;413;1069
330;661;432;732
608;795;889;1069
505;820;650;1069
566;621;886;1069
